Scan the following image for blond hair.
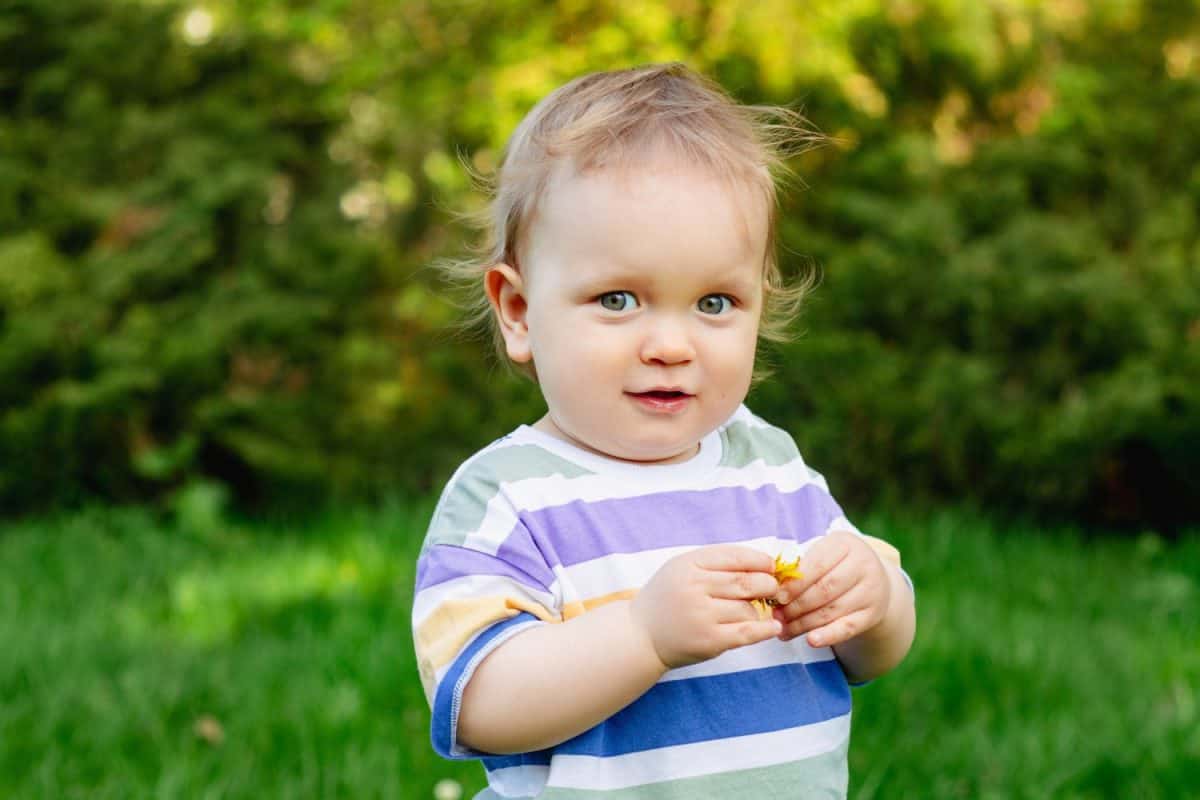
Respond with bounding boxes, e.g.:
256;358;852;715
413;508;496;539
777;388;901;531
442;62;820;377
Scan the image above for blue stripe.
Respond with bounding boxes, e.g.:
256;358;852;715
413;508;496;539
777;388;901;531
551;660;850;757
432;612;545;760
478;660;849;768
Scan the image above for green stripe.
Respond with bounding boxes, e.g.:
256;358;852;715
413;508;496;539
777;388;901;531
718;420;800;469
536;743;848;799
427;444;593;547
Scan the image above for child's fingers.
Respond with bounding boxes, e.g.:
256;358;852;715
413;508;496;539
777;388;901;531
803;608;876;649
708;569;780;601
781;534;851;600
712;597;769;623
779;583;871;640
722;617;784;648
692;544;776;574
776;563;853;616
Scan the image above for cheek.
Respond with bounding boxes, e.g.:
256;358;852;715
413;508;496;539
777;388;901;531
531;331;611;392
739;316;762;361
715;324;759;364
541;319;626;361
711;329;759;395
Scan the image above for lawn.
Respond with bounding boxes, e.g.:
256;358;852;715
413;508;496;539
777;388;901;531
0;504;1196;798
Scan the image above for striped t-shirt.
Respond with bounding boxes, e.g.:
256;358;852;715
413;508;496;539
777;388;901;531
413;406;868;799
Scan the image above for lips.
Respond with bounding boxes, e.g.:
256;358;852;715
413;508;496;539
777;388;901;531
628;388;693;413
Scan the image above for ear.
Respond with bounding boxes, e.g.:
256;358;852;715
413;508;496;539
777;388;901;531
484;263;533;363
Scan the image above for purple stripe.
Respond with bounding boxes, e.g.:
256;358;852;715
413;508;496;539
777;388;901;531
501;482;843;570
417;484;846;594
416;543;557;593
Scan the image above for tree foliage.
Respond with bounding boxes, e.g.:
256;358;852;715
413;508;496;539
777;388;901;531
1;0;1197;528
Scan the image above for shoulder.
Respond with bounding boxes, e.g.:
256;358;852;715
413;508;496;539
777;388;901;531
717;406;802;466
424;428;594;549
716;406;834;493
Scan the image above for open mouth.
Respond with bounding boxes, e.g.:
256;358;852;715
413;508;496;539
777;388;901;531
628;389;693;413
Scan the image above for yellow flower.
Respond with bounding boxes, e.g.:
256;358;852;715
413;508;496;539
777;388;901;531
772;554;803;583
751;554;803;619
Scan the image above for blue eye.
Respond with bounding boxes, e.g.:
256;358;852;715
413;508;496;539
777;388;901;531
697;294;733;315
598;291;638;311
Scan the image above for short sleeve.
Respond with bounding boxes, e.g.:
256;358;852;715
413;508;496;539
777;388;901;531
412;464;561;759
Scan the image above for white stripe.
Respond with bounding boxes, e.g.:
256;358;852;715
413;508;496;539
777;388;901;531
546;714;850;791
503;460;818;512
660;635;837;682
825;515;862;536
805;466;830;492
460;490;522;556
554;536;810;603
556;540;757;602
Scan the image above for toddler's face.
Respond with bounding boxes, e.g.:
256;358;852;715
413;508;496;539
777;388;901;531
494;161;766;464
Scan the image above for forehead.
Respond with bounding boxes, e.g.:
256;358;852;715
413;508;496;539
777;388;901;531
523;159;769;280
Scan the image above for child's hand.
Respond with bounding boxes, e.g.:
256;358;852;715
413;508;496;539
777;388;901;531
772;530;891;649
631;545;783;670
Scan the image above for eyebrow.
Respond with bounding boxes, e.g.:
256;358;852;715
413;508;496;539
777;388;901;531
572;265;761;298
707;272;761;296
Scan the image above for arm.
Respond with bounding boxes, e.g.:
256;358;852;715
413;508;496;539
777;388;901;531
773;530;916;684
458;600;665;753
458;545;783;754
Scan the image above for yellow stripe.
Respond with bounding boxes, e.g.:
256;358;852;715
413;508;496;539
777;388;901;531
561;588;639;620
414;595;558;701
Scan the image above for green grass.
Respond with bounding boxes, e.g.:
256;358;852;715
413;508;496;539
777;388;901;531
0;505;1196;799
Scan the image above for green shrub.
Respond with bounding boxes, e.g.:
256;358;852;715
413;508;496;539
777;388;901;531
0;0;379;508
1;0;1196;528
753;4;1200;528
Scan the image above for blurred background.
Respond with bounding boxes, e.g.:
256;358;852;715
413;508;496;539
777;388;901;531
1;0;1198;797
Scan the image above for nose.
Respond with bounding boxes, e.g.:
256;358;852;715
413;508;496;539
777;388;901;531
639;315;695;365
